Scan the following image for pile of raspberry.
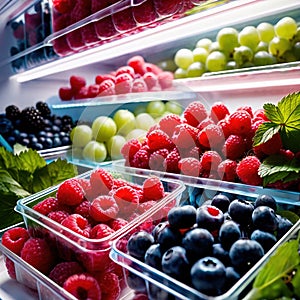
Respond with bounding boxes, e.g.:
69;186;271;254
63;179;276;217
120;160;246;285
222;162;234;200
2;168;173;300
58;55;173;100
121;101;300;191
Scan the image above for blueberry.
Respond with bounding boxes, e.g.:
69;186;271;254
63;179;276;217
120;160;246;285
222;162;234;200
52;125;60;133
7;136;16;145
127;231;154;260
53;137;62;147
43;137;53;148
252;206;278;232
31;142;43;150
219;220;241;250
254;194;277;211
224;266;241;291
38;130;47;137
182;228;214;263
53;118;62;126
276;215;293;239
144;244;162;269
190;256;226;295
168;205;197;229
157;225;182;253
161;246;190;281
229;239;264;274
46;132;54;138
250;229;277;252
126;271;146;293
21;138;30;146
212;243;231;266
211;194;230;213
152;221;169;242
196;205;224;233
61;136;70;146
228;199;254;227
147;283;174;300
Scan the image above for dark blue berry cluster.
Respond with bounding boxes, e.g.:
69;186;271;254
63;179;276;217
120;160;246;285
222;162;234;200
125;193;295;298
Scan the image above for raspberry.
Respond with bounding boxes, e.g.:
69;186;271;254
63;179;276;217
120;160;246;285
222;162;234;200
74;86;89;99
97;272;121;300
61;214;91;238
179;146;201;160
198;124;224;149
59;86;74;101
74;200;91;219
63;274;101;300
21;238;56;274
144;62;163;75
217;117;231;138
90;223;115;239
159;114;182;137
178;157;202;177
33;197;59;215
197;117;215;131
56;179;85;206
254;132;282;156
90;195;119;222
116;66;135;78
163;148;181;173
89;168;114;196
95;74;116;85
210;102;230;123
112;178;142;192
127;55;146;75
217;159;237;182
143;72;158;90
236;156;263;186
200;150;222;173
149;148;169;171
183;101;208;127
121;138;141;161
253;108;269;121
48;210;69;224
158;71;173;89
147;129;175;152
5;257;16;279
2;227;29;255
172;123;200;149
108;218;129;231
142;176;165;202
98;79;116;96
237;105;253;118
115;73;133;94
87;84;100;98
49;261;84;287
70;75;86;92
53;0;72;14
81;23;99;46
113;186;140;216
132;78;148;93
222;134;246;160
228;110;252;136
131;148;150;169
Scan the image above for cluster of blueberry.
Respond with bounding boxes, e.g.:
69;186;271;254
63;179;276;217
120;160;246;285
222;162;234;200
125;192;294;298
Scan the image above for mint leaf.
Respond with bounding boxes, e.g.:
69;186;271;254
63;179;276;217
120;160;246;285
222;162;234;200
253;122;281;147
263;103;284;124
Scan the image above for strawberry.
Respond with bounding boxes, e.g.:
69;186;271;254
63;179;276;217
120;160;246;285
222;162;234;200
98;79;115;96
74;86;89;99
59;86;74;100
87;84;100;98
70;75;86;91
132;78;148;93
127;56;147;75
95;74;116;84
143;72;158;90
158;71;173;89
115;73;133;94
115;66;135;78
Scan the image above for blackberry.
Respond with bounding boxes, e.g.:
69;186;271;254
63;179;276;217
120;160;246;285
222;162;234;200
5;105;21;122
21;107;45;133
36;101;51;118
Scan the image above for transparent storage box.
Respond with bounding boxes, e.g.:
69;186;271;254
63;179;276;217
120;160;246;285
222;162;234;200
110;177;300;300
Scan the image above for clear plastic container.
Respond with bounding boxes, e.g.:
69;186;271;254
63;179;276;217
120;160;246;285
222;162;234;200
110;179;300;300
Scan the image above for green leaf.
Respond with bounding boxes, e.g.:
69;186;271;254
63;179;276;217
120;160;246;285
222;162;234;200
280;127;300;153
263;103;284;124
17;148;47;173
252;122;281;147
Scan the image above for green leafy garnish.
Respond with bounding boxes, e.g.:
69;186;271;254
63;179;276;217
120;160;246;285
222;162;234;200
253;92;300;186
243;232;300;300
0;147;78;230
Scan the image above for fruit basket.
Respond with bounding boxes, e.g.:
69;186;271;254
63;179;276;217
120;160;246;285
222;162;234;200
110;179;300;300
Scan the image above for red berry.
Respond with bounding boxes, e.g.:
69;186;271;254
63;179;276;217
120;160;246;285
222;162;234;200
63;273;101;300
237;105;253;118
61;214;91;238
33;197;59;215
158;71;173;89
132;78;148;93
108;218;129;231
70;75;86;91
159;114;182;137
253;108;269;121
5;257;16;279
52;0;72;14
90;195;119;222
115;73;133;94
210;102;230;123
200;150;222;173
74;86;89;99
48;210;69;224
217;117;231;138
197;117;215;131
236;156;263;186
228;110;252;136
87;84;100;98
127;55;146;75
113;186;140;216
56;179;85;206
183;101;208;128
95;74;116;84
197;124;224;149
98;79;115;96
121;138;141;161
97;272;121;300
142;176;165;202
163;148;181;173
178;157;201;177
90;223;115;239
149;148;169;171
217;159;237;182
254;133;282;156
89;168;114;196
2;227;29;255
116;65;135;78
143;72;158;90
49;261;84;287
147;129;175;152
131;148;150;169
59;86;73;101
222;134;246;160
21;238;56;274
172;123;200;149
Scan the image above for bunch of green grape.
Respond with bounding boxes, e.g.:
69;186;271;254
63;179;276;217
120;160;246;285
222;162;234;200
173;16;300;78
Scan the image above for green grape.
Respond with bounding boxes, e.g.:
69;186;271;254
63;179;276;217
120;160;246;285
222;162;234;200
135;113;156;131
125;129;147;142
193;47;208;64
146;100;166;118
233;45;253;66
279;50;297;63
256;22;275;42
174;68;187;79
241;61;255;68
133;105;147;115
238;26;260;50
186;62;206;77
292;27;300;43
255;41;269;52
82;141;107;163
292;42;300;60
225;60;238;70
269;36;292;57
156;59;177;72
106;135;126;160
70;124;92;148
113;109;136;136
92;116;117;143
165;101;183;115
205;51;227;72
253;51;277;66
195;38;212;51
209;41;221;53
216;27;239;53
275;16;297;40
174;48;194;69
